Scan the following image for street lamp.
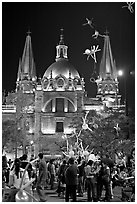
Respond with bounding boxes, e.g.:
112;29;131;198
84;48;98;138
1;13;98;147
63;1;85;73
117;70;123;77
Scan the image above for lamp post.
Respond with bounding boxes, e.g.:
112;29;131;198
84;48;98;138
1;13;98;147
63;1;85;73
118;69;135;139
117;70;128;116
30;140;34;159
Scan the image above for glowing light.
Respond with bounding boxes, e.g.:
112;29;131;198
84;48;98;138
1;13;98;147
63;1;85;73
52;107;56;112
117;70;123;76
76;86;82;90
29;129;33;134
30;140;34;145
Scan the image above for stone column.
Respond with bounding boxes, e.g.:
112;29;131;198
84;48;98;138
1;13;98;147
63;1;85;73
64;98;68;112
52;98;56;112
76;90;84;111
34;89;42;157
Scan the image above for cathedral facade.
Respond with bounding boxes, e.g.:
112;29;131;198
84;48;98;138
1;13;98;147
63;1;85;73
2;29;122;156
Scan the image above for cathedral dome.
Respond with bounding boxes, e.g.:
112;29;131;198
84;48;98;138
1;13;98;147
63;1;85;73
43;58;80;79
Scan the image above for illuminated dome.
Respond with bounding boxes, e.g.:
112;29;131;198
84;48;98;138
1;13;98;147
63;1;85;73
43;58;80;79
43;29;80;80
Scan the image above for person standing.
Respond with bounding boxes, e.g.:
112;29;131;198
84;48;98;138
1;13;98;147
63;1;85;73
84;160;98;201
36;153;48;202
20;154;33;179
97;162;104;201
56;159;68;197
48;159;56;190
101;162;111;201
65;157;78;202
77;160;86;196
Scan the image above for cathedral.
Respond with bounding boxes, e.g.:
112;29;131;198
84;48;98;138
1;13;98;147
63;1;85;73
2;29;123;156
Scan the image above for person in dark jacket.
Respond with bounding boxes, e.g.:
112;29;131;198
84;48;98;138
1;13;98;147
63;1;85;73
77;160;86;196
20;154;32;179
47;159;55;190
97;162;111;201
65;157;79;202
36;153;48;202
56;159;68;197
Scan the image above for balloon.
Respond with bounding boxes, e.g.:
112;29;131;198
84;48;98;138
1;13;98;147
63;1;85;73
69;150;74;157
84;49;91;54
82;123;88;130
84;150;89;156
15;190;29;202
88;154;96;161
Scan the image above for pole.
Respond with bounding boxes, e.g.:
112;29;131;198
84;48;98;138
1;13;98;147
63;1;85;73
15;127;18;158
124;76;128;116
124;74;130;139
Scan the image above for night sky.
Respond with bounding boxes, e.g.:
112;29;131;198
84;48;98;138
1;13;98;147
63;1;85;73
2;2;135;110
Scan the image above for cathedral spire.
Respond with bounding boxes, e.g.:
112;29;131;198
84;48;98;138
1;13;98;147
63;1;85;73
96;33;121;106
31;60;36;81
21;31;36;80
17;58;22;82
55;28;68;61
99;35;117;80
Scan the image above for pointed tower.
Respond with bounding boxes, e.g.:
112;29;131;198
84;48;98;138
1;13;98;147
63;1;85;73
17;59;22;81
21;32;36;80
16;59;22;91
16;32;37;93
96;33;121;107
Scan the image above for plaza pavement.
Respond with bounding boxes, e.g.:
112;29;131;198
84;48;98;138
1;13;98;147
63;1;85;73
33;186;122;202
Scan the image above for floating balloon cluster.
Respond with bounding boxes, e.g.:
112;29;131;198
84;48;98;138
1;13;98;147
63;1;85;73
62;111;98;159
83;45;101;63
122;2;134;13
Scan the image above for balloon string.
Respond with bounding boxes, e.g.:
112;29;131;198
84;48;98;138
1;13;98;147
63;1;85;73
17;189;39;202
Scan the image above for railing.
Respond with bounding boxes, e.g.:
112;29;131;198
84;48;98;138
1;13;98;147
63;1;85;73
2;105;16;113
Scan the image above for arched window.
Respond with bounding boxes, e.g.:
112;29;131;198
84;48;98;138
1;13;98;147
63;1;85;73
109;84;113;91
56;98;64;112
105;84;108;90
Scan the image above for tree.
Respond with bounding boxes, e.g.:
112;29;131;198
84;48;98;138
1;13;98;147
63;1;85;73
2;120;23;154
69;109;135;157
2;90;34;156
15;90;34;154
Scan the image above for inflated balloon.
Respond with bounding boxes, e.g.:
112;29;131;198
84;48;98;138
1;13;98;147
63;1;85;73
88;154;96;162
15;190;29;202
82;123;88;130
83;150;89;156
84;49;91;55
69;150;74;157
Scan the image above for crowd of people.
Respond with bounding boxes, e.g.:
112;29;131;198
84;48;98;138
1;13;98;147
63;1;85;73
2;149;135;202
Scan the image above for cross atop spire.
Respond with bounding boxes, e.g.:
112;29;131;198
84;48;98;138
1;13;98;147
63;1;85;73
59;28;64;45
104;28;109;36
69;70;72;78
27;30;31;36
